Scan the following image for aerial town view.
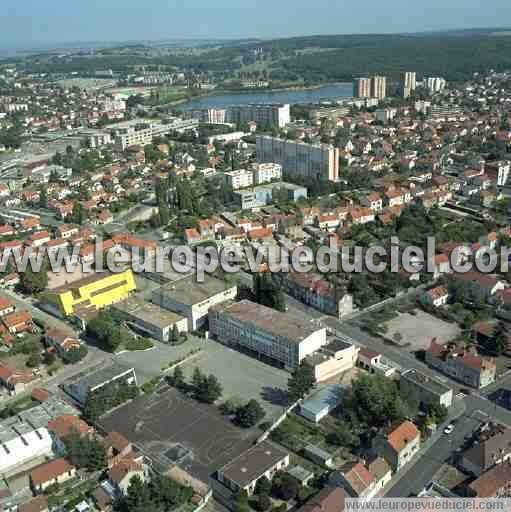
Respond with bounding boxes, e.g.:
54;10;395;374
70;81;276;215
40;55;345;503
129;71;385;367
2;0;511;511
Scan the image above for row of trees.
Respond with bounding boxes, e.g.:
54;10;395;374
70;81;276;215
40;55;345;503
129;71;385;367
220;397;266;428
169;365;223;404
116;474;194;512
84;380;139;420
253;273;286;313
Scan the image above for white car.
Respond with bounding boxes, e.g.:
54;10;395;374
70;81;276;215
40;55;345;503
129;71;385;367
444;424;455;435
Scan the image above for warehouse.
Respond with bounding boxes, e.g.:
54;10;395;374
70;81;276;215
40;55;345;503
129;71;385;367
208;299;327;369
112;296;188;342
152;275;237;330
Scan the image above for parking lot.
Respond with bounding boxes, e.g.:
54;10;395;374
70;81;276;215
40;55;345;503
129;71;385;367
384;310;461;352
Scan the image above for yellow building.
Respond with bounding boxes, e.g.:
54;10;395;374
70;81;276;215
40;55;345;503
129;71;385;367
48;270;137;317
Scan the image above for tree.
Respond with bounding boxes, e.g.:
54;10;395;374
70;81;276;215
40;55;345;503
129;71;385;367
486;322;509;356
253;273;286;312
70;201;87;225
86;312;122;352
26;352;41;368
255;494;272;512
39;186;48;208
326;421;360;448
19;262;48;294
172;365;186;389
233;490;250;512
169;325;179;344
287;362;315;402
62;345;88;364
427;403;448;425
255;476;272;496
235;399;266;428
192;367;205;390
273;472;298;501
196;374;223;404
65;432;107;471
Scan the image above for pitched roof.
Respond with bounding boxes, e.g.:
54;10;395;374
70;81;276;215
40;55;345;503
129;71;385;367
384;420;420;453
104;431;130;454
30;458;75;486
297;487;346;512
107;457;144;485
340;461;375;496
18;495;49;512
48;415;93;440
463;423;511;473
468;462;511;497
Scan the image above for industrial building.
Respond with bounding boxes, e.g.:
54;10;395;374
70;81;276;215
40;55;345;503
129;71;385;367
400;369;454;409
112;296;188;342
152;275;237;331
0;397;78;474
256;135;339;182
209;299;327;369
46;270;137;317
63;362;137;406
306;339;359;382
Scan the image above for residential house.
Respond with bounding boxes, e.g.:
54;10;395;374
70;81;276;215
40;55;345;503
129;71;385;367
107;457;146;497
372;420;420;472
2;310;34;335
0;296;15;317
30;458;77;494
0;366;36;395
48;415;94;454
450;272;505;303
467;462;511;497
361;193;383;212
421;286;449;307
104;432;133;468
330;461;377;499
461;422;511;476
18;496;49;512
425;339;496;388
295;487;345;512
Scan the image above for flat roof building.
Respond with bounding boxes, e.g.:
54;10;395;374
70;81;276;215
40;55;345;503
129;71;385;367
63;362;137;406
46;270;137;317
299;384;343;423
112;296;188;342
209;299;327;369
400;369;454;409
152;275;237;331
256;135;339;182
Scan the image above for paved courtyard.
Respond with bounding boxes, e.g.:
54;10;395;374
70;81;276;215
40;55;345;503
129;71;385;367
384;310;461;352
115;337;289;420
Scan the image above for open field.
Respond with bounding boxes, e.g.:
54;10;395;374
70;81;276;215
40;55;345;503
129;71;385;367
384;310;461;352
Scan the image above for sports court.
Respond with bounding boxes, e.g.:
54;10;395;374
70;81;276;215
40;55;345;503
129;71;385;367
100;386;258;483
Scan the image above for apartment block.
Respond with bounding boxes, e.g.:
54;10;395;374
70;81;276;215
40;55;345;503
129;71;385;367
228;103;290;128
209;299;327;369
224;169;254;190
353;78;371;98
252;162;282;185
256;135;339;182
371;76;387;99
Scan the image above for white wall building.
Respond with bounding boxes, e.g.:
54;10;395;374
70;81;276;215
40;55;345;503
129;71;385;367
252;162;282;185
224;169;254;190
228;104;290;128
152;275;237;331
209;299;327;369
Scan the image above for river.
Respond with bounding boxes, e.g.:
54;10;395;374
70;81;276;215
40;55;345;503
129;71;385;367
180;82;353;110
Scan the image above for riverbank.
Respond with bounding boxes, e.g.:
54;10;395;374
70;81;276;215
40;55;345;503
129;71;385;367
175;82;353;110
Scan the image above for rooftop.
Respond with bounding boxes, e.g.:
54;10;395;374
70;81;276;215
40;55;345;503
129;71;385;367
218;441;288;488
300;385;343;417
401;369;453;396
213;299;323;343
154;275;235;306
112;296;186;328
64;361;135;392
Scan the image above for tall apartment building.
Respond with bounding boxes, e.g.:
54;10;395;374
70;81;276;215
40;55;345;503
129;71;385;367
251;162;282;185
228;103;290;128
400;72;417;98
425;77;447;94
224;168;254;190
209;299;327;369
353;78;371;98
371;76;387;99
189;108;227;124
256;135;340;182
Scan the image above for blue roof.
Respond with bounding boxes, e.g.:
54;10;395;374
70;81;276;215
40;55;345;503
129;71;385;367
300;384;343;416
